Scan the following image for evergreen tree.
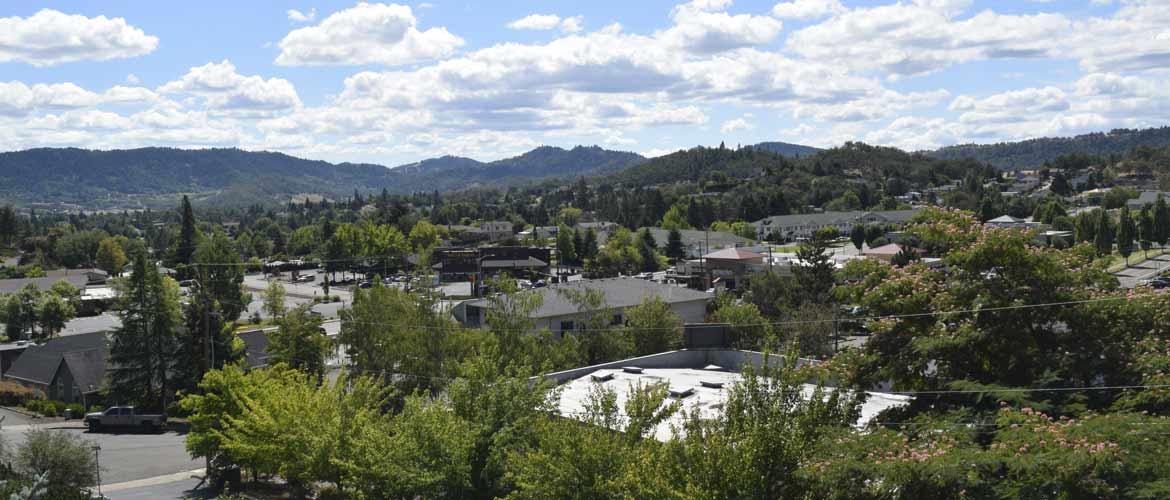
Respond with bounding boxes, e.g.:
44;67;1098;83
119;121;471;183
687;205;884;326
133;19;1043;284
849;224;866;255
1138;206;1155;257
1154;195;1170;247
0;205;18;246
665;228;685;262
794;228;836;303
582;228;599;261
1094;209;1114;257
636;228;660;273
1074;211;1097;243
555;224;576;268
109;253;181;410
175;195;200;271
193;231;247;322
1117;206;1136;266
572;229;585;265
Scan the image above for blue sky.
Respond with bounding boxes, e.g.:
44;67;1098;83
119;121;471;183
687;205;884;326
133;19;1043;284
1;0;1168;166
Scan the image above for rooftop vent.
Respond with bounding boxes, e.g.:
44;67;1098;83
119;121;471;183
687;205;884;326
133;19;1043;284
669;386;695;399
591;372;615;382
700;380;724;389
623;366;644;374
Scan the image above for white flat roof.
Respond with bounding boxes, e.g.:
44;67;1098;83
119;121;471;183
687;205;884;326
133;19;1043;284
556;367;912;442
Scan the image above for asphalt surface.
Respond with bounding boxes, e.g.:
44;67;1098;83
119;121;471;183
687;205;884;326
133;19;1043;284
0;423;199;486
0;406;45;427
1114;254;1170;288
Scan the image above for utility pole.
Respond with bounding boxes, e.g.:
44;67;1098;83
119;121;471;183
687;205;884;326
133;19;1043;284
92;445;102;497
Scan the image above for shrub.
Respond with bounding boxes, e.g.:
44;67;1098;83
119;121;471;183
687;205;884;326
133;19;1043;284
64;404;85;418
15;428;98;495
0;381;38;406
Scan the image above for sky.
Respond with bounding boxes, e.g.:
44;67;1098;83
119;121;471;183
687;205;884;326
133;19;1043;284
1;0;1168;166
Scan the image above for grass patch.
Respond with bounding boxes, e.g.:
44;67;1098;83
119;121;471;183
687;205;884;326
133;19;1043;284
1104;247;1170;273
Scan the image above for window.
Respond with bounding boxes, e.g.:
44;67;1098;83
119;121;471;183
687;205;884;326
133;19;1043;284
611;313;624;326
559;321;575;332
120;408;133;416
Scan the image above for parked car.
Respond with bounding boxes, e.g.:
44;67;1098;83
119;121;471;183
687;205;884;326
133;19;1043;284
84;406;167;432
1146;277;1170;289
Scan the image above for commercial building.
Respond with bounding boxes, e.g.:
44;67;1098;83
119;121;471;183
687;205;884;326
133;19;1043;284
455;277;712;335
752;209;921;241
546;349;912;441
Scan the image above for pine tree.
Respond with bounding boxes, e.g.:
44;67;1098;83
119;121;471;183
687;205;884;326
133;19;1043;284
108;253;181;410
175;196;200;279
193;231;247;322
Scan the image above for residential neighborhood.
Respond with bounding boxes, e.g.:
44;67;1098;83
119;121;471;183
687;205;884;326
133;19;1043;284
2;1;1170;497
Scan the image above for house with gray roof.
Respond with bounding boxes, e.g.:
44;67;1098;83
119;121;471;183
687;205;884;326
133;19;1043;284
2;331;108;406
1127;191;1169;210
455;277;713;335
751;209;921;241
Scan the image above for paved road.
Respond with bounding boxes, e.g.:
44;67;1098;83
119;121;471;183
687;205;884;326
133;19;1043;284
1114;254;1170;288
0;407;46;427
0;423;199;486
106;472;212;499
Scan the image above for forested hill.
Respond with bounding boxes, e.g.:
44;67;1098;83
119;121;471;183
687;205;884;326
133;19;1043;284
609;142;986;188
751;141;822;157
928;127;1170;170
0;145;644;208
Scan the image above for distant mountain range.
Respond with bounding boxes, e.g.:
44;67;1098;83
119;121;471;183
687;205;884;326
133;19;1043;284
928;127;1170;170
0;145;646;208
3;126;1168;208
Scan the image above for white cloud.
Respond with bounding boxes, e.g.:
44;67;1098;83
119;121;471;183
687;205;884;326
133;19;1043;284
125;74;141;85
787;3;1069;77
560;16;584;34
0;9;158;66
508;14;561;30
662;1;783;54
160;60;302;111
720;117;753;133
507;14;585;34
287;8;316;23
770;0;844;20
276;2;463;66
